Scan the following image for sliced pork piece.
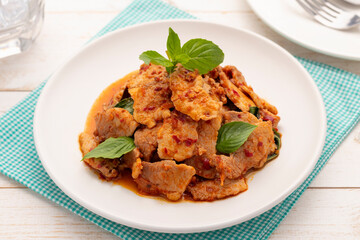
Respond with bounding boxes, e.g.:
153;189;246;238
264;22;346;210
196;115;222;156
123;148;142;168
222;65;247;87
212;120;275;181
185;156;217;179
203;76;227;104
187;178;247;201
220;71;255;112
128;64;173;128
134;124;162;161
212;111;275;180
84;158;120;180
128;64;166;88
186;114;221;179
80;132;121;180
232;120;275;169
109;84;128;108
170;65;222;121
79;132;98;155
210;155;242;180
259;108;280;128
94;108;138;141
223;111;260;125
131;158;143;179
240;85;278;115
135;160;196;201
186;114;221;180
157;111;198;161
122;148;143;179
222;65;278;115
205;66;223;81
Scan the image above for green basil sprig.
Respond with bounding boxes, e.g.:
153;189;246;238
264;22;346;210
139;27;224;75
273;129;281;150
249;106;259;118
114;97;134;115
267;129;281;160
82;137;135;160
267;153;278;161
216;121;257;154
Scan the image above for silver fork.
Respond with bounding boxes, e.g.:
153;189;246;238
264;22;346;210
296;0;360;29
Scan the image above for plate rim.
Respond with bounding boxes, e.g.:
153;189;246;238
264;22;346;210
246;0;360;61
33;19;327;233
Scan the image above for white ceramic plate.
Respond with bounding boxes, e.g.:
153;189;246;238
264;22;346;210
247;0;360;61
33;20;327;233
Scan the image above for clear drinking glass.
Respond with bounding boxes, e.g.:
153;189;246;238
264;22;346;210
0;0;44;58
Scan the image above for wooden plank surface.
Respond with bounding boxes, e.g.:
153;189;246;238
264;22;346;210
0;0;359;239
0;188;359;239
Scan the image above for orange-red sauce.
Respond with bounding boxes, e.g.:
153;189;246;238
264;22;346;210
81;71;187;202
112;170;176;202
84;70;138;134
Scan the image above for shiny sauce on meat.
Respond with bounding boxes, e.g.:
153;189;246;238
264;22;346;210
112;170;173;202
82;71;146;193
81;70;276;202
81;71;187;202
83;70;138;134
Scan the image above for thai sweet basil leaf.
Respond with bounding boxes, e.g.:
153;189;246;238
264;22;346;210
82;137;135;160
216;121;257;154
181;38;224;74
114;97;134;115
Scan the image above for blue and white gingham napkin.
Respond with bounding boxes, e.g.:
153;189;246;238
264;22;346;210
0;0;359;239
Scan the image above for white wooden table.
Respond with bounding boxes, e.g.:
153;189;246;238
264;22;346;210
1;0;359;239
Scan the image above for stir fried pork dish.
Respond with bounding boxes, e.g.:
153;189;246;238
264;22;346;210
79;28;281;202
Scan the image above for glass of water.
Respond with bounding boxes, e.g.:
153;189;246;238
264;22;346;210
0;0;44;58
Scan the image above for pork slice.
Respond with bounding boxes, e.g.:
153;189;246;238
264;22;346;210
131;158;143;179
184;156;217;179
109;84;127;109
123;148;142;168
222;65;248;87
128;64;173;128
80;132;121;179
240;85;278;115
205;66;223;81
134;124;162;161
157;111;198;161
232;120;275;169
212;111;275;180
220;71;255;112
212;121;275;181
210;155;242;180
83;143;141;181
187;178;247;201
94;108;138;141
135;160;196;201
170;65;222;121
186;113;221;180
84;158;120;180
223;111;260;125
221;65;278;115
196;115;222;156
122;148;143;179
259;108;280;128
79;132;98;155
128;64;166;89
203;76;227;104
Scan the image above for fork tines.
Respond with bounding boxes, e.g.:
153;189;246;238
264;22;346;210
296;0;344;21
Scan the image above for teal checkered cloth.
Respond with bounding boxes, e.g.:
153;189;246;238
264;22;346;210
1;0;359;239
